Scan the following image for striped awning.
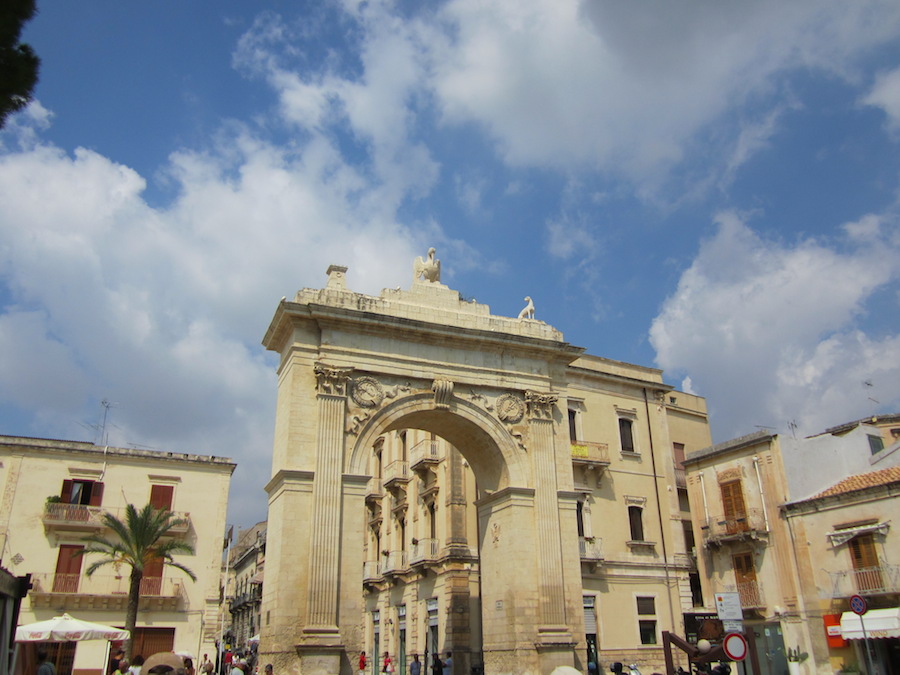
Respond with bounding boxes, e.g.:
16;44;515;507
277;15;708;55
840;608;900;639
827;521;890;548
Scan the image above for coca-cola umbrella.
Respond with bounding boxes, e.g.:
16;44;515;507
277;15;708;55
14;613;130;675
15;613;130;642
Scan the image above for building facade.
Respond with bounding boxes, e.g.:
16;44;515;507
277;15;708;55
258;257;712;675
0;435;235;675
684;415;900;674
227;522;266;652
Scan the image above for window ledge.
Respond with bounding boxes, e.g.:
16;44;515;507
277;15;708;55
620;451;642;460
627;540;656;548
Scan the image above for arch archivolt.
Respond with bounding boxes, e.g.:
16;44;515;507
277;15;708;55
341;368;544;492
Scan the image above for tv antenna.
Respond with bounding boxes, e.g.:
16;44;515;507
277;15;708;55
80;399;118;445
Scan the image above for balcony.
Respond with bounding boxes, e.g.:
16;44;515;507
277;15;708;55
42;503;106;533
736;580;765;609
365;477;384;505
381;550;409;576
42;504;191;535
827;564;900;598
410;439;441;475
674;466;687;488
384;460;410;493
410;539;439;567
571;441;610;489
579;537;604;572
701;508;768;548
363;561;382;584
29;572;186;611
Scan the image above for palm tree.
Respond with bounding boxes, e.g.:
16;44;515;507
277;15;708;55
80;503;197;658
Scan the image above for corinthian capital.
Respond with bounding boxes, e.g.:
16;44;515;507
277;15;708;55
314;363;353;396
525;390;558;420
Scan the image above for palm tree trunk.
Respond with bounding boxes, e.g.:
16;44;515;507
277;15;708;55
124;567;143;660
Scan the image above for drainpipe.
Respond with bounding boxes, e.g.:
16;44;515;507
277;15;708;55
752;456;770;532
698;472;710;525
644;388;676;631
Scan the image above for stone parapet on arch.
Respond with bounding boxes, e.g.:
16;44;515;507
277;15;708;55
347;390;528;493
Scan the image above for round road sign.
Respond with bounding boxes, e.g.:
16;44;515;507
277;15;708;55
723;632;748;661
850;594;868;615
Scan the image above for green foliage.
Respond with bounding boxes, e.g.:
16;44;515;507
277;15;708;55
0;0;41;128
79;503;196;658
80;503;196;579
45;494;62;504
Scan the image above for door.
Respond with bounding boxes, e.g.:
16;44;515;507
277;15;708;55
849;533;883;592
751;622;788;675
733;551;760;608
53;544;83;592
141;556;164;595
721;480;748;534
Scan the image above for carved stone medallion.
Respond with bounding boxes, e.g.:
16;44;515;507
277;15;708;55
351;376;385;408
496;393;525;423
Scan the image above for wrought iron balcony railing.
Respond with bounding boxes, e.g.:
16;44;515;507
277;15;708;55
701;508;768;547
826;564;900;598
42;504;191;534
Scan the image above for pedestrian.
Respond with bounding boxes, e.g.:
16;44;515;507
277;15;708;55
381;651;393;674
37;649;56;675
263;665;272;675
409;653;421;675
184;658;195;675
358;651;367;675
442;652;452;675
431;653;442;675
200;655;213;675
109;649;125;675
129;655;144;675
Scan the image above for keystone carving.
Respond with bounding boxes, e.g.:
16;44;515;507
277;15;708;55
432;379;454;409
496;393;525;424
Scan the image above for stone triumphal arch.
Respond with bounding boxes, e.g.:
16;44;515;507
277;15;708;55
260;256;590;675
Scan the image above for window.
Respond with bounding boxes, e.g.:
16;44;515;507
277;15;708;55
732;551;760;607
150;484;174;510
720;480;748;534
583;596;598;667
619;418;636;453
628;505;644;541
576;501;585;537
636;596;655;615
849;534;883;592
637;595;657;644
689;572;703;607
61;479;104;506
568;409;578;442
53;544;83;592
868;435;885;455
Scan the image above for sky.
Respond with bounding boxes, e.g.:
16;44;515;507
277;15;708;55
2;0;900;529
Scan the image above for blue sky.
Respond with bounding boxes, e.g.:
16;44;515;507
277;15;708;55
2;0;900;528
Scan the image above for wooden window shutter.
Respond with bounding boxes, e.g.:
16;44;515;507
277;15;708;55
61;480;74;504
149;484;174;510
89;482;104;506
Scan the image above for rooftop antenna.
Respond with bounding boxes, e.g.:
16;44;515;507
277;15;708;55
95;399;117;445
788;420;798;439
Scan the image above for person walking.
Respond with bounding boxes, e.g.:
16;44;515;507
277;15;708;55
358;651;367;675
381;651;393;674
409;654;421;675
37;649;56;675
430;653;442;675
442;652;452;675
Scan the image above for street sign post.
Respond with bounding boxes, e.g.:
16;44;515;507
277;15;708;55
850;594;867;615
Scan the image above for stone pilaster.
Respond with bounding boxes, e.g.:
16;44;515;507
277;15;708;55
302;363;352;645
525;391;570;639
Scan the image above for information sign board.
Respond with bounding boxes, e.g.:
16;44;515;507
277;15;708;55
715;592;743;621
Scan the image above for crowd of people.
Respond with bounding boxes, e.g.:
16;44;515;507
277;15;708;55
359;650;453;675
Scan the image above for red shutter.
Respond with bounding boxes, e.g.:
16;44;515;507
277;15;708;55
61;480;74;504
89;482;104;506
149;485;174;510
